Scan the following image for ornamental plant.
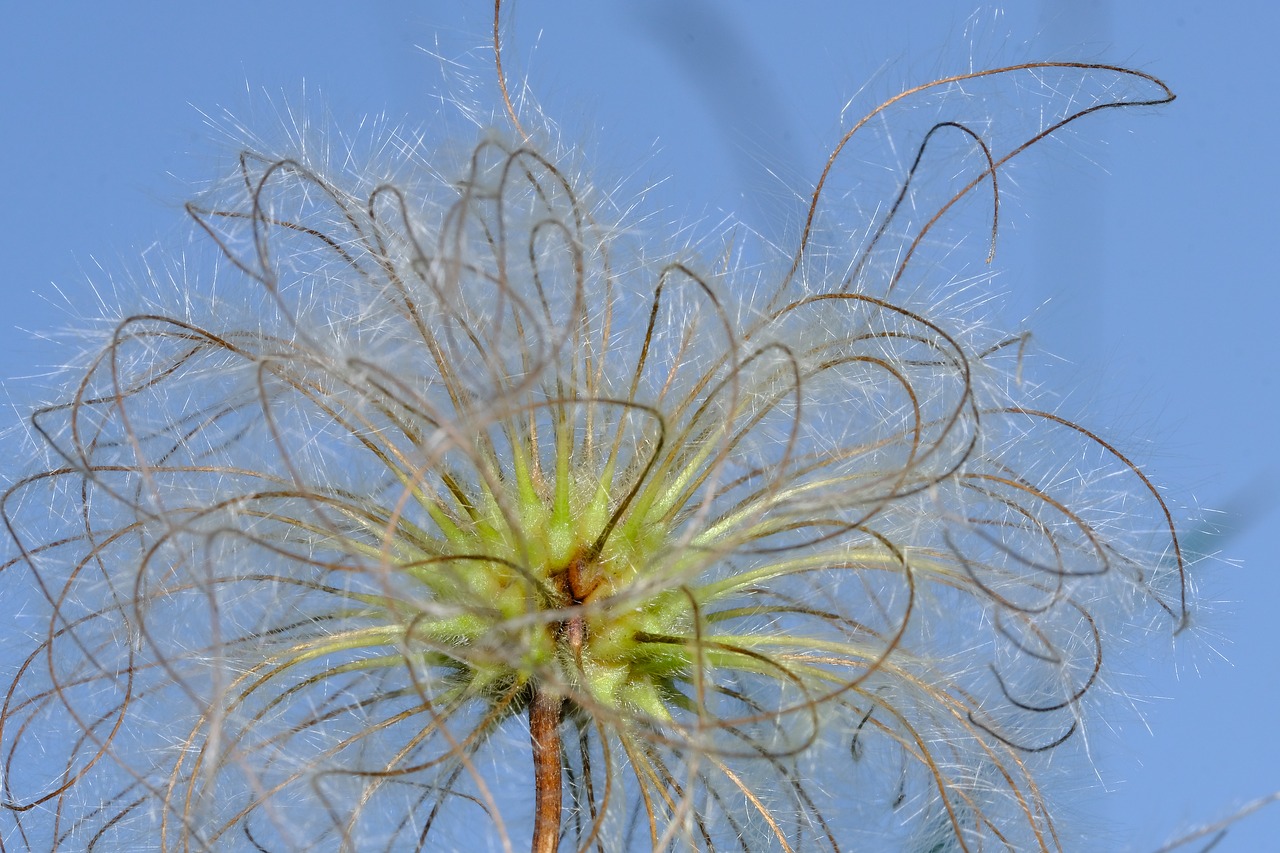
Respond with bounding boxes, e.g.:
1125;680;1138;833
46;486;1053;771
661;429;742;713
0;13;1186;853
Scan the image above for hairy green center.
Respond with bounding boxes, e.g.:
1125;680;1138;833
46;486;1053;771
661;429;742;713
396;449;694;723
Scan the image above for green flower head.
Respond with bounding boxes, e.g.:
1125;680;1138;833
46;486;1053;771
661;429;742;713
1;53;1184;852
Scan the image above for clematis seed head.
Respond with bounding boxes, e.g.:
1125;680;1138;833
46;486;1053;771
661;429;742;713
0;46;1186;853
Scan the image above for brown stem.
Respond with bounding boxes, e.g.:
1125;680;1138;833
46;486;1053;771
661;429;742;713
529;686;564;853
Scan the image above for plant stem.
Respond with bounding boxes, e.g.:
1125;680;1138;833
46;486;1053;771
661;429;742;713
529;685;564;853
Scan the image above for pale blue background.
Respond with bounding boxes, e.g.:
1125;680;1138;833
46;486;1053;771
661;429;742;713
1;2;1275;849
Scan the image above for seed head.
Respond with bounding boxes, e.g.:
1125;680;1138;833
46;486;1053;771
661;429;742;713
1;58;1183;852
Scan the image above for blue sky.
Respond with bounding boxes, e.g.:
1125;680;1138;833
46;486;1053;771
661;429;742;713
1;2;1275;849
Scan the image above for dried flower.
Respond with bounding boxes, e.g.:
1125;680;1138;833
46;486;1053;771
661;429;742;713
0;28;1184;853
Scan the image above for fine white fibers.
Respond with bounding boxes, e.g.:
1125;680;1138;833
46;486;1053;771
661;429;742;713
0;55;1186;853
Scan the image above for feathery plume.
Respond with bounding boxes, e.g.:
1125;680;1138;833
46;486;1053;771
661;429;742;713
0;13;1184;852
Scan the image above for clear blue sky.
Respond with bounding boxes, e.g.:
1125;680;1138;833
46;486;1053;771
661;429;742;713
1;2;1275;849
